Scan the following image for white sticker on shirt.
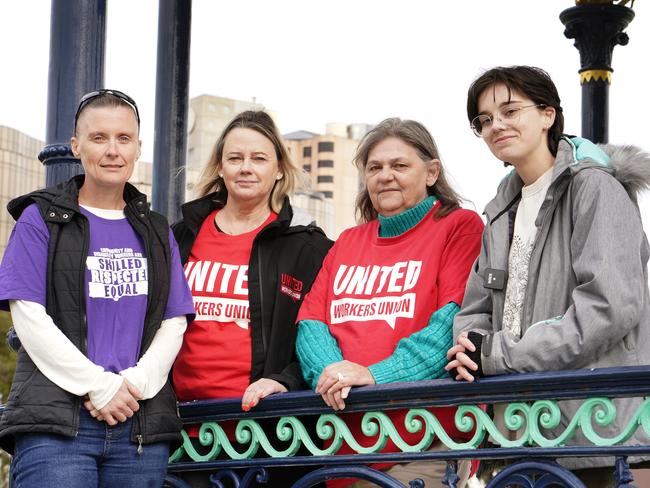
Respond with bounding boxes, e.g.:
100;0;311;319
330;293;416;329
184;260;250;329
192;296;250;329
87;247;148;301
329;260;421;328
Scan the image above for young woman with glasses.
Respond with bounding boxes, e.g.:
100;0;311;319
446;65;650;487
0;89;195;487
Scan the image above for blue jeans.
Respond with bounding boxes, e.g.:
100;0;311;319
11;409;169;488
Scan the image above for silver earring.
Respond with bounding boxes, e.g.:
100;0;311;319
219;173;224;178
276;174;283;180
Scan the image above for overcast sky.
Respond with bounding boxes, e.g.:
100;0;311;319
1;0;648;224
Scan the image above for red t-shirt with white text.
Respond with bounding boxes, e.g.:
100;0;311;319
173;210;277;403
298;203;483;487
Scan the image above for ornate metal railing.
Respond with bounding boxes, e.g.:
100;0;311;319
163;365;650;487
2;366;649;487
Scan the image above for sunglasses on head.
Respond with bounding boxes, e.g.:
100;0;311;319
74;89;140;132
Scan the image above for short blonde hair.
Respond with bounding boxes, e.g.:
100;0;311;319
196;111;300;212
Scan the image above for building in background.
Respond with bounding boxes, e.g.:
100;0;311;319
292;191;335;238
0;126;45;257
284;122;372;237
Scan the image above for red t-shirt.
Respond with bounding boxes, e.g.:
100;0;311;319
297;203;483;487
173;210;277;404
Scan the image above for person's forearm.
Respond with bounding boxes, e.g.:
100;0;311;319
120;315;187;399
296;319;344;389
369;302;457;383
10;300;123;409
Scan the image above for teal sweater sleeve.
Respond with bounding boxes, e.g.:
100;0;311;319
296;319;344;390
368;302;458;384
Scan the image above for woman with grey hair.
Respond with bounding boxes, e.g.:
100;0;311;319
296;117;483;488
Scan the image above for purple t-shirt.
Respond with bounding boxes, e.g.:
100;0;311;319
0;203;194;373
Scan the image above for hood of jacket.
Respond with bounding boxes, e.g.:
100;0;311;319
484;136;650;221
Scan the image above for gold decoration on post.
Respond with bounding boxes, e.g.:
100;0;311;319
580;69;613;84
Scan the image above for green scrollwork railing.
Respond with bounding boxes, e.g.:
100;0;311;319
170;396;650;462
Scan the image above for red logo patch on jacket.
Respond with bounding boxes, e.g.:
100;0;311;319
280;273;303;301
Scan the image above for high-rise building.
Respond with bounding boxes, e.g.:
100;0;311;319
284;122;372;237
292;191;335;238
0;126;45;257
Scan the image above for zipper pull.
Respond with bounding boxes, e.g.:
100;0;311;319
137;434;144;455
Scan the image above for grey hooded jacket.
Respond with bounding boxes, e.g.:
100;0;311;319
454;137;650;469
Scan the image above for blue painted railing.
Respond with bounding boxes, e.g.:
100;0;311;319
3;366;650;487
163;366;650;487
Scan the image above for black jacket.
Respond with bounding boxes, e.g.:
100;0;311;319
0;176;182;454
173;194;333;391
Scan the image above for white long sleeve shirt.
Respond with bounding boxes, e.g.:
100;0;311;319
10;299;186;409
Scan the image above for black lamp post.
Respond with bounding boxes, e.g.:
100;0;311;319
40;0;106;186
151;0;192;222
560;1;635;143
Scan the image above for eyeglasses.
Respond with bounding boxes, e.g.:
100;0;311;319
74;89;140;132
470;103;546;137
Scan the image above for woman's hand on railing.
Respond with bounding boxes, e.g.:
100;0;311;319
445;332;479;382
241;378;288;411
316;360;375;411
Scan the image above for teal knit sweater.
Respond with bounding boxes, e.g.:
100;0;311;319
296;196;458;389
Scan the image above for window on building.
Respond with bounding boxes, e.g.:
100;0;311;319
303;147;312;157
303;165;311;172
318;159;334;168
318;141;334;152
317;175;333;183
322;191;333;198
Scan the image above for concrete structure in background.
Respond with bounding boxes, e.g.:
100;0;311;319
0;126;45;257
285;122;372;237
292;191;335;239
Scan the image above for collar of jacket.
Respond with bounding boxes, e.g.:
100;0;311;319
7;174;150;224
178;194;316;237
483;136;619;224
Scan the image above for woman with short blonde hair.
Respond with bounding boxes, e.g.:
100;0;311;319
173;110;332;487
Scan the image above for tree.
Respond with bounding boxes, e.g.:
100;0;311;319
0;311;15;488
